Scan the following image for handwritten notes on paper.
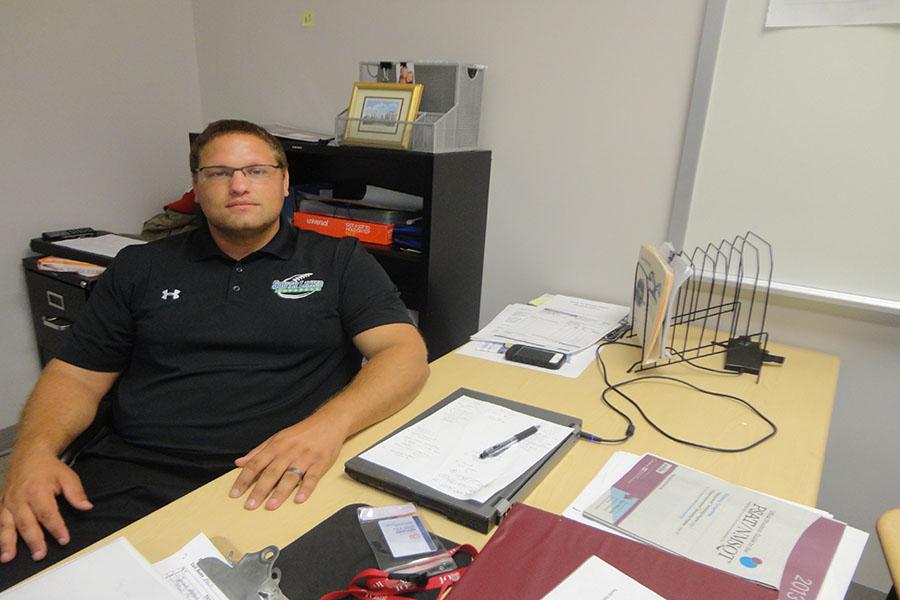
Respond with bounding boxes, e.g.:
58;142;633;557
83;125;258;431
153;533;230;600
359;395;574;503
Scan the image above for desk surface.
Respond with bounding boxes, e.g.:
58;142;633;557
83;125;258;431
88;340;839;563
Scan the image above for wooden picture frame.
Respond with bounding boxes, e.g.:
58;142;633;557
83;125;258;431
343;82;424;150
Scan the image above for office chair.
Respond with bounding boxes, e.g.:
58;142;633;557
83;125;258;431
58;387;115;466
878;508;900;600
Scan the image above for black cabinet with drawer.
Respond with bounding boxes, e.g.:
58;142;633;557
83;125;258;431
278;142;492;360
22;257;98;366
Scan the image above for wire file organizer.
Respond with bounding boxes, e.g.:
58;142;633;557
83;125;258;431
628;232;781;379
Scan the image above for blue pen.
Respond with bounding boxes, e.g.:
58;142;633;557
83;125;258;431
479;425;540;459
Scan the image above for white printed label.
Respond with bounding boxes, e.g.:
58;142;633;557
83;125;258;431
378;516;437;558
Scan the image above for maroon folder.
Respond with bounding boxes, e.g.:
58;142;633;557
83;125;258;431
450;503;777;600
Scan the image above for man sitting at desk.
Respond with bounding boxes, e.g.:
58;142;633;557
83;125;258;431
0;119;429;586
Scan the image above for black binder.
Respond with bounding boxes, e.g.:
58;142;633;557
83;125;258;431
29;232;115;266
344;388;582;533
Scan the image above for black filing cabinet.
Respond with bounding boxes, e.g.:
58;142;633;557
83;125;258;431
22;257;98;366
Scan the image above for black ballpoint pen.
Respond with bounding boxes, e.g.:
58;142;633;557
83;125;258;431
479;425;540;459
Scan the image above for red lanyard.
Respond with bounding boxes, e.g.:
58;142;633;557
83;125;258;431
319;544;478;600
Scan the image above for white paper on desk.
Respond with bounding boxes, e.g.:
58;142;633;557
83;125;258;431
469;303;538;342
0;536;180;599
152;533;230;600
564;452;838;534
55;234;146;258
541;555;663;599
820;526;868;600
359;395;574;502
563;451;641;535
455;339;598;379
565;453;866;600
486;296;629;353
584;455;849;589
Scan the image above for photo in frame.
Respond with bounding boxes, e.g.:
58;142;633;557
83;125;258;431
343;82;424;150
397;62;415;84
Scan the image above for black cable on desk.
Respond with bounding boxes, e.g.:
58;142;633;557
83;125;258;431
579;341;777;453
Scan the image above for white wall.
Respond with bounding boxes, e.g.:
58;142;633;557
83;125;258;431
0;0;203;428
191;0;707;320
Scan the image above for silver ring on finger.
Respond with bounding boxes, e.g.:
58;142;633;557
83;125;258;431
285;466;305;478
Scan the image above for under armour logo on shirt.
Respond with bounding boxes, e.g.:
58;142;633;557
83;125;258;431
161;289;181;300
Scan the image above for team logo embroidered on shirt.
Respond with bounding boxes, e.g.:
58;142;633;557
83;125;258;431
271;273;324;299
161;289;181;300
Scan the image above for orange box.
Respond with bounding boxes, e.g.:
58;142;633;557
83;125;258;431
294;211;394;245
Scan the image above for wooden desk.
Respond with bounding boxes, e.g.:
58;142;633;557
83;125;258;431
86;340;839;564
878;508;900;591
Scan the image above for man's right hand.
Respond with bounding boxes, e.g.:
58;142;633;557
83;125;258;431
0;451;93;563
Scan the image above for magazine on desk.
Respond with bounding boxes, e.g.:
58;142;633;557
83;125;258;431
581;454;863;600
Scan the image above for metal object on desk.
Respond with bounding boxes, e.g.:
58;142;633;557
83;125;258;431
198;545;284;600
628;231;783;379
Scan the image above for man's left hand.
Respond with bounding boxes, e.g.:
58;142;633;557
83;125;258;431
229;324;428;511
229;416;347;510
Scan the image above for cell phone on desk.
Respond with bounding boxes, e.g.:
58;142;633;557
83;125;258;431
504;344;566;370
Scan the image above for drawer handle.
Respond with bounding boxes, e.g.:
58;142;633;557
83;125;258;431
41;316;71;331
46;290;65;311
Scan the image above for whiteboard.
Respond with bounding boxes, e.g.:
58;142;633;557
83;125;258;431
674;0;900;306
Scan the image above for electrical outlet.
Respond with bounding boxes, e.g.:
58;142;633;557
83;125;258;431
301;10;314;27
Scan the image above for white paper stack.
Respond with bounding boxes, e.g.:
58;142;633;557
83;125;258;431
565;452;868;600
0;537;180;599
457;295;629;378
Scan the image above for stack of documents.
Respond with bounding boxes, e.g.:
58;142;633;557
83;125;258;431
449;501;773;599
457;295;630;378
297;184;424;212
0;538;179;599
37;256;106;277
264;123;333;142
54;234;146;259
564;453;867;600
1;534;232;599
153;533;231;599
298;196;420;224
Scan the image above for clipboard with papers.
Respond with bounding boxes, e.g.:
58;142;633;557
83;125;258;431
344;388;582;533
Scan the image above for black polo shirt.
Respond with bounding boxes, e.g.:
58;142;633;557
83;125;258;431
57;221;412;456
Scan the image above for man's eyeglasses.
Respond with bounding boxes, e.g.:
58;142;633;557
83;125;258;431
193;164;283;183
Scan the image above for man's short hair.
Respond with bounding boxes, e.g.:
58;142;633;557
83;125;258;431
190;119;288;173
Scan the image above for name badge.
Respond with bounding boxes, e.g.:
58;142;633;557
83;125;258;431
378;515;438;558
